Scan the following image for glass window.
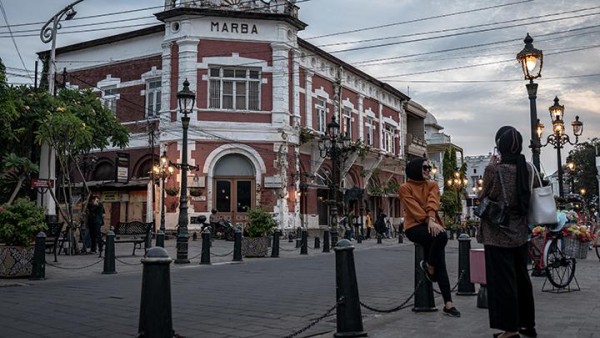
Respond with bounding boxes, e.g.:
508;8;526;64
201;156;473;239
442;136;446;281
146;79;161;117
383;125;395;153
237;181;252;212
216;180;232;212
365;118;374;146
102;86;118;114
208;67;261;111
316;98;326;133
343;107;352;138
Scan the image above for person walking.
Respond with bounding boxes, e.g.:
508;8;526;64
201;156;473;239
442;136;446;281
365;209;373;239
87;195;105;254
399;157;460;318
477;126;537;338
374;208;387;238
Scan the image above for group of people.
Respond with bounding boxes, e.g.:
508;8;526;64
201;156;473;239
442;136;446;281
399;126;537;338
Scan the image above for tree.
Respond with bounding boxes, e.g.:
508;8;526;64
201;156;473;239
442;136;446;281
568;138;599;212
441;149;461;224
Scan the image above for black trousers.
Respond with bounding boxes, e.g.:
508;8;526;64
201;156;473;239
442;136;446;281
484;243;536;332
405;224;452;303
89;223;102;253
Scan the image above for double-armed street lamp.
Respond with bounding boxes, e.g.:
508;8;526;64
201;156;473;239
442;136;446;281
566;156;576;194
318;116;352;248
517;33;544;171
472;176;483;195
536;97;583;198
171;79;198;264
153;151;174;248
447;169;468;221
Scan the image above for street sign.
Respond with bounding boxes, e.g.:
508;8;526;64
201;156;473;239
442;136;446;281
31;179;55;188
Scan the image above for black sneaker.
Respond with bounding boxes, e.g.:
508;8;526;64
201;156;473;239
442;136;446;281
519;327;537;337
419;260;436;282
443;306;461;318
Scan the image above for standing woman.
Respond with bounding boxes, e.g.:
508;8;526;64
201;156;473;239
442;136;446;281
399;157;460;318
477;126;536;338
87;195;105;254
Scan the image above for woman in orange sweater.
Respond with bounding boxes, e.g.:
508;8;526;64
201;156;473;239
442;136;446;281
399;157;460;318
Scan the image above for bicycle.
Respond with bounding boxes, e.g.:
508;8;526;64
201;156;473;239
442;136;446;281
528;227;576;289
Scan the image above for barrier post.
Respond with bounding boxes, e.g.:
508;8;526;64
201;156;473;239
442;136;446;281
103;230;116;274
233;229;242;262
322;230;330;253
271;230;280;258
456;234;476;295
300;229;308;255
412;243;437;312
334;239;367;337
138;247;174;338
200;228;211;265
30;231;46;280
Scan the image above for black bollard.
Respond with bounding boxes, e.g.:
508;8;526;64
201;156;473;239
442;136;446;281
200;228;211;265
334;239;367;337
477;285;489;308
138;247;174;338
456;234;476;295
412;243;437;312
322;230;330;253
314;237;320;249
271;230;280;258
331;231;338;248
295;238;301;248
377;234;382;244
103;230;116;274
155;230;165;248
30;231;46;280
192;232;198;241
288;231;294;243
233;229;242;262
398;231;404;244
300;229;308;255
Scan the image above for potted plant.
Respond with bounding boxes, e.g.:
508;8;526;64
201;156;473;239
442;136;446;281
242;206;277;257
0;198;46;278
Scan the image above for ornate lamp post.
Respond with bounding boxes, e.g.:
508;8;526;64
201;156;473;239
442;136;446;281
566;156;576;194
153;151;174;247
471;176;483;195
536;96;583;198
517;33;544;171
171;79;198;264
318;116;351;248
447;169;468;223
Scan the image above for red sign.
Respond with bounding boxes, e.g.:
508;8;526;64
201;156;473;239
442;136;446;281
31;179;55;188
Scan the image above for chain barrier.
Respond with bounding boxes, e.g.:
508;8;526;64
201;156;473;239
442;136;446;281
46;259;103;270
283;302;338;338
431;269;465;295
359;280;421;313
187;251;203;261
115;257;143;266
279;246;299;252
210;250;234;257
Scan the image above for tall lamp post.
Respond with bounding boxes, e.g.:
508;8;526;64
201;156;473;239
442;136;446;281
536;96;583;198
517;33;543;171
39;0;84;221
318;116;351;248
447;169;468;223
566;156;575;194
153;151;173;247
171;79;198;264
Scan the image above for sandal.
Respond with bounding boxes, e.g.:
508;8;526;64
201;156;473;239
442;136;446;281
419;260;436;282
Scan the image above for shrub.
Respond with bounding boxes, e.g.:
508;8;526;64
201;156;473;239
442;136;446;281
246;206;277;238
0;198;46;246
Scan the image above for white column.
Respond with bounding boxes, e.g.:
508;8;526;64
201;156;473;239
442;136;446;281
271;42;291;125
358;94;364;141
304;70;313;129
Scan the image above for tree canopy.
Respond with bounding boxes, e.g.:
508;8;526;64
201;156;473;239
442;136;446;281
567;138;599;213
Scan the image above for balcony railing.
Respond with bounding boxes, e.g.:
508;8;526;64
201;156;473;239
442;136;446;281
165;0;299;18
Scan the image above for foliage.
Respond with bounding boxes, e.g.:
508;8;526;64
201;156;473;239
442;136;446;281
349;139;371;158
299;127;315;144
166;187;180;196
441;189;460;218
567;138;599;210
246;206;277;237
0;198;46;246
1;153;39;205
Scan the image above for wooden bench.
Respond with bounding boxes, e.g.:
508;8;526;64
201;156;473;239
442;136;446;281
112;221;153;255
45;222;64;262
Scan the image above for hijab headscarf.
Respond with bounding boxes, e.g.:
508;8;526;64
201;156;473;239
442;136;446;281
406;157;427;181
495;126;530;215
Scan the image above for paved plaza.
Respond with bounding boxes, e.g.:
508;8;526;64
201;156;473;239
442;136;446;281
1;235;599;337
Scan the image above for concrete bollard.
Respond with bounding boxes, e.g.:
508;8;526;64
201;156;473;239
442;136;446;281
412;243;437;312
271;230;280;258
30;231;46;280
334;239;367;337
322;230;330;253
456;234;476;295
233;229;242;262
138;247;174;338
103;230;116;274
300;229;308;255
155;230;165;248
200;228;211;265
314;237;320;249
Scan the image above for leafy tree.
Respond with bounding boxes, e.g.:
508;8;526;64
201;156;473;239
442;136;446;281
441;149;461;224
567;138;599;212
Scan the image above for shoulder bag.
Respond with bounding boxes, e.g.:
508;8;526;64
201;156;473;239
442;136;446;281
527;162;558;227
474;170;509;229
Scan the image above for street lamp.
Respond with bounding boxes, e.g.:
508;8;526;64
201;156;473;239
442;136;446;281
566;156;575;194
447;169;468;223
471;176;483;195
536;96;583;198
318;116;351;248
517;33;543;171
171;79;197;264
153;151;174;247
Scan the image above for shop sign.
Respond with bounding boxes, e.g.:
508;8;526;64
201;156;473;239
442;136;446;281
264;175;283;188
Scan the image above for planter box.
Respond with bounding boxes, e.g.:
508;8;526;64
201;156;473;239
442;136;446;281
563;237;588;259
242;237;270;257
0;245;34;278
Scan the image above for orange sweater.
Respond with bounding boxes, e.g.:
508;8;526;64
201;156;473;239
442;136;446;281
399;179;443;231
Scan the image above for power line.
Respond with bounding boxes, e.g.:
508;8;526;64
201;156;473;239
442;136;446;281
0;0;32;80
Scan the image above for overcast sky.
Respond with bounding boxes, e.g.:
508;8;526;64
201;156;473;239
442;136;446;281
1;0;599;175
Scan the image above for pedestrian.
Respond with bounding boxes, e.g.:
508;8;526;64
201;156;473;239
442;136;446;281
477;126;536;338
87;195;105;254
365;208;373;239
399;157;460;318
374;208;387;238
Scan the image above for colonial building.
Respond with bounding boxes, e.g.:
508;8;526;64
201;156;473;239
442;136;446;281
40;0;429;233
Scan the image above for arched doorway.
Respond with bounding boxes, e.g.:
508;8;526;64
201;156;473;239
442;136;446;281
213;154;255;226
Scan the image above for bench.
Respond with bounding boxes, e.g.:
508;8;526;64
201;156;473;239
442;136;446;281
45;222;64;262
112;221;153;256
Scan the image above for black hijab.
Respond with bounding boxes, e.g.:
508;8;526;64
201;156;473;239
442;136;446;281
406;157;427;181
495;126;530;215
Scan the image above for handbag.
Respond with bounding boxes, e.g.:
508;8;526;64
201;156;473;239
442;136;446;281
527;162;558;227
474;170;509;228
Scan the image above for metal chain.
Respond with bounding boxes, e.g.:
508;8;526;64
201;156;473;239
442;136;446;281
283;302;338;338
210;250;234;257
359;280;421;313
45;259;103;270
187;251;203;260
279;246;299;252
115;257;143;266
431;269;465;295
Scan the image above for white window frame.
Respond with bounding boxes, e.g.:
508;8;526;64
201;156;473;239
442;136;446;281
146;79;162;117
383;125;395;153
208;66;261;111
342;107;352;138
102;86;118;114
365;118;374;146
316;97;327;133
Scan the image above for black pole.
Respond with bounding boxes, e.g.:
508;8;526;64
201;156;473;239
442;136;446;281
200;228;211;265
412;243;437;312
527;80;541;171
156;175;166;247
175;109;190;264
271;229;280;258
322;229;330;253
456;234;476;295
334;239;367;337
233;229;242;262
30;232;46;280
314;236;320;249
556;144;564;198
103;230;116;274
138;247;174;338
300;228;308;255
